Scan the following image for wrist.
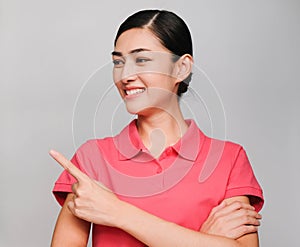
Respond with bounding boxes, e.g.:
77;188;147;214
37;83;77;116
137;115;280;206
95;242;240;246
112;199;132;229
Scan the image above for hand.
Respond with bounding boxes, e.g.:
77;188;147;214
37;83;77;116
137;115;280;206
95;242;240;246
200;200;262;239
49;149;121;226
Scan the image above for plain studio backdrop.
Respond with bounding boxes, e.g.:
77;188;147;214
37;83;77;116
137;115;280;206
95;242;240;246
1;0;299;246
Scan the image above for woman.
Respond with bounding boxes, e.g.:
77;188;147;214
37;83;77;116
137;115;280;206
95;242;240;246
50;9;264;246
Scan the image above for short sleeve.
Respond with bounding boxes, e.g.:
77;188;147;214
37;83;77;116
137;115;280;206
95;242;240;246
224;147;264;212
52;139;107;206
52;153;81;206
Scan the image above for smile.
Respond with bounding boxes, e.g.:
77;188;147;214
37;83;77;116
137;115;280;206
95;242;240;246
125;88;146;95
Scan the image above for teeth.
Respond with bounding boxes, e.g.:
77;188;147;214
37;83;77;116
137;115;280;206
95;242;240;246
126;88;145;95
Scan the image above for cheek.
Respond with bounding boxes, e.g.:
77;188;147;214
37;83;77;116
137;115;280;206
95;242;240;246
140;73;176;91
114;82;125;97
113;68;122;83
137;73;153;85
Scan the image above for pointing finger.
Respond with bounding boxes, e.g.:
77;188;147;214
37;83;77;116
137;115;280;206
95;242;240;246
49;149;88;182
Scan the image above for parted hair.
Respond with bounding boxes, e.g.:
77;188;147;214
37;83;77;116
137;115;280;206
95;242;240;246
114;9;193;97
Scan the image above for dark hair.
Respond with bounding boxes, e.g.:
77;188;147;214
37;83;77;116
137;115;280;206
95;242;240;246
114;9;193;97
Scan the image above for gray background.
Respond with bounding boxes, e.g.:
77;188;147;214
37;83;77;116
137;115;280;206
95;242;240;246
1;0;299;246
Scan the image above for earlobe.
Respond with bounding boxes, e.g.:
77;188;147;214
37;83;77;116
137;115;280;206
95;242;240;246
175;54;193;83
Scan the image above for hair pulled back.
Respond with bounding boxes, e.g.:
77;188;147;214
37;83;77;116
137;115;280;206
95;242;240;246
114;10;193;97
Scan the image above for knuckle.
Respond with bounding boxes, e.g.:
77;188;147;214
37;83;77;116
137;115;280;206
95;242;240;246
73;208;80;216
73;197;83;208
241;225;258;235
76;190;82;197
248;225;258;232
210;208;217;215
247;209;256;216
234;201;243;209
253;219;261;226
243;215;251;222
76;187;86;197
213;211;221;219
71;183;78;192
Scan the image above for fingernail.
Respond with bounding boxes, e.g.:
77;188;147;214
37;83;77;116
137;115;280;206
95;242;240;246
49;149;58;156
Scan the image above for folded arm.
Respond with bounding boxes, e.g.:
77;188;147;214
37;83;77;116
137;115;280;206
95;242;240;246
115;196;260;247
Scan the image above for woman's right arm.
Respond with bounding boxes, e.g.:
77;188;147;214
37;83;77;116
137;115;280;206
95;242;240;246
51;193;91;247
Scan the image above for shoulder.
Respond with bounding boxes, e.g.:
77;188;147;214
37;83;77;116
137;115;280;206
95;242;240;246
200;136;252;174
190;119;244;155
75;137;115;156
202;132;244;158
73;121;134;161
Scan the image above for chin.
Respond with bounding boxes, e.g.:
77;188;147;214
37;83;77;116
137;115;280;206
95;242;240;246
125;105;145;115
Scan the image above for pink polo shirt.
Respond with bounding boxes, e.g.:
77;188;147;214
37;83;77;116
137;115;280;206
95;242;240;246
53;119;264;246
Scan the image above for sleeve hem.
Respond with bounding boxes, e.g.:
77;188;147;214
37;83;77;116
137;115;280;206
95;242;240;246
52;183;73;207
224;186;264;212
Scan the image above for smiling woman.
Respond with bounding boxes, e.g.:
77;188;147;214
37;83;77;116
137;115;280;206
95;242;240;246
50;9;264;247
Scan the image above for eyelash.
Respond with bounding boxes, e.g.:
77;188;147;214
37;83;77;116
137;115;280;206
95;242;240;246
136;57;151;64
112;57;151;68
112;59;124;67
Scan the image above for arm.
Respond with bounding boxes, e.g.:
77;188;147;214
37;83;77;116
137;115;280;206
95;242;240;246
225;196;261;247
214;196;260;246
50;150;260;247
200;196;261;239
51;193;91;247
115;196;259;247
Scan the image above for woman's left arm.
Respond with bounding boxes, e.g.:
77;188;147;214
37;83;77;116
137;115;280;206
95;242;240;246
115;196;259;247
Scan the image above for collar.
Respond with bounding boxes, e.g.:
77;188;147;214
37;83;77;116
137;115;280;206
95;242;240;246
114;119;203;161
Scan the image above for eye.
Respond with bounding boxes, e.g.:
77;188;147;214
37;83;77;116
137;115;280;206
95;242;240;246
136;57;151;64
112;59;124;68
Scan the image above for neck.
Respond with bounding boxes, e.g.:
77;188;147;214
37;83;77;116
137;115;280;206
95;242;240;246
136;105;188;158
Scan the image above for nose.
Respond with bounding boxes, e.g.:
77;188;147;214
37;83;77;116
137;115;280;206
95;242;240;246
121;60;137;83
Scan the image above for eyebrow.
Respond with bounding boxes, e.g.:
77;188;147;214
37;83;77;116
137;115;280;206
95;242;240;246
111;48;151;57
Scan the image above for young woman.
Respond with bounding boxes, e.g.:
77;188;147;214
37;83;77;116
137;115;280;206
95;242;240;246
50;9;264;247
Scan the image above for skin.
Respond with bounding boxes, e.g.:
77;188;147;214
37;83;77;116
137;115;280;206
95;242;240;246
50;150;261;247
50;28;262;246
51;193;91;247
112;28;191;152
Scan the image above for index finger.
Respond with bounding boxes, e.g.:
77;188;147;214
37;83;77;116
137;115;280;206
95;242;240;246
49;149;88;182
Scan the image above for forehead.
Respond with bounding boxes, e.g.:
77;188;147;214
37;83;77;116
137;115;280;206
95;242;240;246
114;28;170;55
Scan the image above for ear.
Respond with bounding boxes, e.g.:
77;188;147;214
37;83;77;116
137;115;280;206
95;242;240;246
173;54;193;83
